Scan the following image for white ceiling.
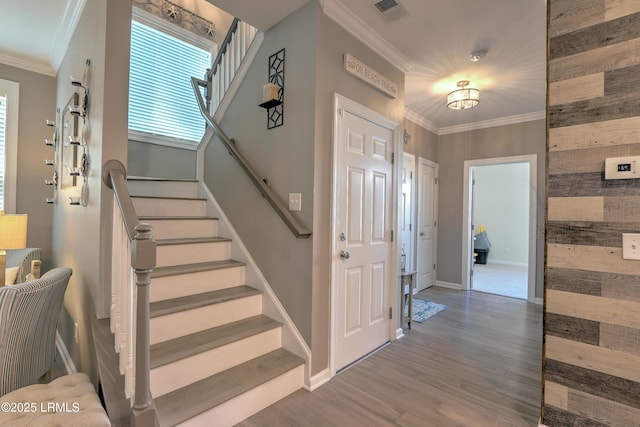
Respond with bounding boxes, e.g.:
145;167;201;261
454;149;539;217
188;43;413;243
0;0;547;134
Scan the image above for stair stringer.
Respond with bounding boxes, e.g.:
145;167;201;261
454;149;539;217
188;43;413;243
198;182;312;388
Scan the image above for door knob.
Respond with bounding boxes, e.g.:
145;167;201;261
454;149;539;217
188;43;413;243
339;250;351;260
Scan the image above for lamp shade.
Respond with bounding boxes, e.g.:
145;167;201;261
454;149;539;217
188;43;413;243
0;214;28;249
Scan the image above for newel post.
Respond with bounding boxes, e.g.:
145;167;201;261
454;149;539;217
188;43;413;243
130;223;158;427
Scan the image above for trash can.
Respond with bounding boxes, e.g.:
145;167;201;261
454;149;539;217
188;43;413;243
473;230;491;264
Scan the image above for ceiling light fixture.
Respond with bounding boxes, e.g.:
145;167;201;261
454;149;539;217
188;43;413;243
469;51;486;62
447;80;480;110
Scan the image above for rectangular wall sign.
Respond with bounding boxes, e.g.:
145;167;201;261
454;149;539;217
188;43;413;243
344;53;398;99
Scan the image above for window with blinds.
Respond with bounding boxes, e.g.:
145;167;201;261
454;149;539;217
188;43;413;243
128;17;212;146
0;94;6;212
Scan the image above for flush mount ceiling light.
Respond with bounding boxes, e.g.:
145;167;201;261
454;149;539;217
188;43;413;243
469;50;486;62
447;80;480;110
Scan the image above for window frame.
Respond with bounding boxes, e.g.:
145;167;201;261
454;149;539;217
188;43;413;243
0;78;19;213
129;7;216;150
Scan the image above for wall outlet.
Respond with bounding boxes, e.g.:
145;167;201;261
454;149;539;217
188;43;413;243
289;193;302;211
622;233;640;260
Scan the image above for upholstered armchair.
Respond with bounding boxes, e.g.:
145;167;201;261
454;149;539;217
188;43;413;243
6;248;41;284
0;267;72;396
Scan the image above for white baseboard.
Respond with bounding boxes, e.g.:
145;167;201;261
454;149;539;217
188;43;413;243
436;281;462;290
55;331;77;375
486;259;528;267
307;368;331;391
535;297;543;305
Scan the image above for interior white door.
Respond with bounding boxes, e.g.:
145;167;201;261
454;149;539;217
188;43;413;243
334;109;393;371
470;167;476;288
417;159;437;291
400;153;415;272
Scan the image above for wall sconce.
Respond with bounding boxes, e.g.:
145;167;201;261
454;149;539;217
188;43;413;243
70;59;91;119
258;48;285;129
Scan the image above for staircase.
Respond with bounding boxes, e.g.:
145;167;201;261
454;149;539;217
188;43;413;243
127;178;306;427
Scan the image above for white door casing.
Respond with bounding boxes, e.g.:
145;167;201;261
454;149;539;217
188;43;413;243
401;153;415;272
416;158;438;291
331;94;398;373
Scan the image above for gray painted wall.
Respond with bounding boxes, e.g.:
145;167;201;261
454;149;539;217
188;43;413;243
204;2;317;349
437;119;546;299
204;1;405;375
404;119;438;162
0;64;56;268
128;140;196;179
53;0;131;379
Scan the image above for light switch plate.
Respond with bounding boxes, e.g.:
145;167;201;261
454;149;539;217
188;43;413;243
288;193;302;211
622;233;640;260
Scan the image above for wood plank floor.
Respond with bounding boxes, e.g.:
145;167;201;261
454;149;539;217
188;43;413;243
237;287;543;427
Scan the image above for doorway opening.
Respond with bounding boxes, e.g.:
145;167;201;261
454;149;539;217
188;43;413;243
461;155;537;302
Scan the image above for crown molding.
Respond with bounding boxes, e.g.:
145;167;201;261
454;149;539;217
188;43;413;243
50;0;87;73
404;108;439;135
438;110;546;135
0;52;55;77
319;0;414;73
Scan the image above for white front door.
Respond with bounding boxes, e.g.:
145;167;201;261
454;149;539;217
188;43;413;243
417;158;438;291
333;107;394;372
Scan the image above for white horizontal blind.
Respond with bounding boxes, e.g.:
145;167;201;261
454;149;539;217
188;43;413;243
0;95;6;212
129;19;211;144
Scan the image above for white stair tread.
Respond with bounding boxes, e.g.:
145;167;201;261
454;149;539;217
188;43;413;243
132;195;207;201
139;216;218;221
150;315;281;369
156;236;231;246
155;348;304;426
151;259;245;278
150;285;260;318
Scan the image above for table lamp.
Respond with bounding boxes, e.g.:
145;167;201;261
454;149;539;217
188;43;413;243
0;213;28;286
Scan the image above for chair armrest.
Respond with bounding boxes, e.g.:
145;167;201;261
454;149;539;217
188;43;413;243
5;248;42;284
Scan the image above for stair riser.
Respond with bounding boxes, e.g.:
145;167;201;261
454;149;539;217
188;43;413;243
132;198;207;217
156;241;231;267
151;266;245;303
151;328;282;398
127;181;200;198
145;219;218;240
177;365;305;427
150;295;262;345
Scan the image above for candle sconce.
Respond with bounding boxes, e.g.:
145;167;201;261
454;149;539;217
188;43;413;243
70;59;90;120
68;59;92;207
60;92;80;189
44;114;59;204
258;48;285;129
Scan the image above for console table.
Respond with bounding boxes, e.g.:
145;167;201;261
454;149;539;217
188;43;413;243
401;270;416;329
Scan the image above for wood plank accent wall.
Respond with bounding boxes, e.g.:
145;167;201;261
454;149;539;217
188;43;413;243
546;1;640;426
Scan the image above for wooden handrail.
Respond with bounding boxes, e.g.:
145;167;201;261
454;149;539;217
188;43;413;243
191;77;312;238
102;159;158;426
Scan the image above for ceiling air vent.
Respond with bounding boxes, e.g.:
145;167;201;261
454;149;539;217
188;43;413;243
373;0;409;22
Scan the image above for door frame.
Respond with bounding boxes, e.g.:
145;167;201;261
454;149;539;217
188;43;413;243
416;157;439;291
330;93;401;376
401;153;416;272
461;154;537;302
